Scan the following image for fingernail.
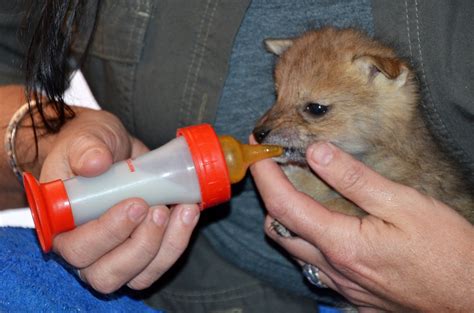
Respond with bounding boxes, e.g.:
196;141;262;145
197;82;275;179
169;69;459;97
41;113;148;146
78;148;103;168
152;208;168;226
128;203;147;222
310;142;334;166
181;206;199;225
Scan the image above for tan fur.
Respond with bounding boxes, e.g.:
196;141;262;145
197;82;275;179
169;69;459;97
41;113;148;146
255;28;473;223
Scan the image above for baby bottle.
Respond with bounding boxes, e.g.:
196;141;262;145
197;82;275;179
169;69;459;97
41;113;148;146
23;124;283;252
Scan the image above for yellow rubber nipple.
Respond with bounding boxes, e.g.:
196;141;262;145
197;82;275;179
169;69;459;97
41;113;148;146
218;135;283;183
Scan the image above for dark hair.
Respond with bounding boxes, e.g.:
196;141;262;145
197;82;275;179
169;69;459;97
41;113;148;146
25;0;102;129
25;0;85;133
23;0;98;161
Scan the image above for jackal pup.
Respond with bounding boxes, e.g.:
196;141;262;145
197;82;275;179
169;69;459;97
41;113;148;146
253;28;473;229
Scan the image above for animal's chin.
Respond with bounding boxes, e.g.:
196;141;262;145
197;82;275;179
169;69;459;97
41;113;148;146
273;146;308;166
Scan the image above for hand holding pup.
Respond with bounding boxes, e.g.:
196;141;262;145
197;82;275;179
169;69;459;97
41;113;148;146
251;142;474;312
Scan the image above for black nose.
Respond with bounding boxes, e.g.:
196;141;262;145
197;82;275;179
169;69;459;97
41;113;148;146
252;127;271;143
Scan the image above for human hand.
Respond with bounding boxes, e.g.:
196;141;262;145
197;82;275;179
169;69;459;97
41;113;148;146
40;109;200;293
251;141;474;312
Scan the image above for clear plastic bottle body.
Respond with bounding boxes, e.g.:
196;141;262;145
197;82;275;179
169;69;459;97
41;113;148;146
23;124;283;252
64;137;201;225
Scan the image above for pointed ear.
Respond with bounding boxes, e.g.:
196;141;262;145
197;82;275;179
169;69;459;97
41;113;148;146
264;39;293;55
353;55;409;87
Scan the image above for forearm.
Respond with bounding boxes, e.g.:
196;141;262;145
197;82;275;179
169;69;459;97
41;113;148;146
0;85;31;208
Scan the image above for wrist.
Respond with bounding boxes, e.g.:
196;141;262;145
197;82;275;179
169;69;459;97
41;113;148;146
14;104;86;178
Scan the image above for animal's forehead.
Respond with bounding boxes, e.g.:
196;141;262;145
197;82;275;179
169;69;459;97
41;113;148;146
272;28;399;97
274;47;349;89
274;28;393;76
275;44;353;83
276;51;343;74
286;32;356;60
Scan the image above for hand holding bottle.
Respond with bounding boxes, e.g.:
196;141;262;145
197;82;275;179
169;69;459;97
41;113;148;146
39;109;200;293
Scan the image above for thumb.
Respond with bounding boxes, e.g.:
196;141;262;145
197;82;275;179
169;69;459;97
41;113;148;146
250;154;358;250
40;133;115;182
68;134;115;177
41;123;132;182
39;110;134;182
306;142;411;220
66;111;133;177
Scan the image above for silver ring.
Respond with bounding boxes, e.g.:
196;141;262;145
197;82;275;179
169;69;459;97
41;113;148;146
302;264;328;288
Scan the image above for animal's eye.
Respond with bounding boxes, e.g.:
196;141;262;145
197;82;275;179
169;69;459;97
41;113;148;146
304;102;329;116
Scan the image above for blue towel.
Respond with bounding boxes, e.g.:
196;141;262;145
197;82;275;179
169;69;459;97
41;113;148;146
0;227;161;313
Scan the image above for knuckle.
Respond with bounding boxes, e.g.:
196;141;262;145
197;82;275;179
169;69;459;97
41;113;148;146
265;196;291;219
327;253;350;271
332;273;358;293
165;238;187;257
56;243;91;268
99;200;148;240
340;290;367;307
123;198;149;210
90;281;118;294
86;271;120;294
404;187;430;207
133;238;158;261
71;132;101;149
67;132;106;162
128;277;155;290
100;221;128;245
339;163;367;194
325;245;357;273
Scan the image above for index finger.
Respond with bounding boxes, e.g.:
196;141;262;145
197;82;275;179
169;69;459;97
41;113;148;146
250;157;357;250
53;198;148;268
306;142;418;219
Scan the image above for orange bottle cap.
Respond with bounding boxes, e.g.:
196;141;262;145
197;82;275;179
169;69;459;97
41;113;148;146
177;124;231;209
23;172;75;252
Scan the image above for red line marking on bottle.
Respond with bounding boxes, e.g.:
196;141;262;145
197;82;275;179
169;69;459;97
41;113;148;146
126;159;135;172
